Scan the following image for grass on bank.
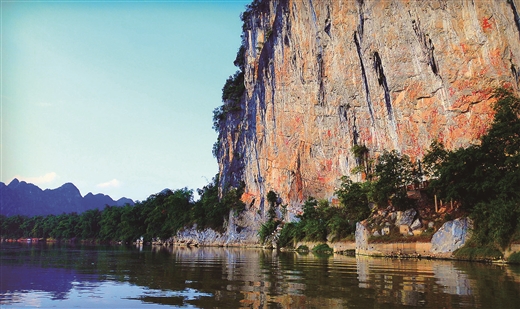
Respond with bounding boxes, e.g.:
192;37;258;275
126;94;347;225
508;251;520;264
453;242;503;261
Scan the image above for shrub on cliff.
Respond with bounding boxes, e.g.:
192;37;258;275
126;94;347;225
258;219;279;245
212;42;246;135
259;190;281;244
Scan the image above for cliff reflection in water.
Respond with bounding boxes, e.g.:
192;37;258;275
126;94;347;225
1;243;520;308
156;245;520;308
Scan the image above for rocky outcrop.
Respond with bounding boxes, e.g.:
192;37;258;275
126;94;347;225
356;217;472;257
217;0;520;218
355;221;371;252
172;212;260;246
173;226;259;247
430;217;473;254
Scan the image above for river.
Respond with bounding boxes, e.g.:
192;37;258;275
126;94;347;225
1;242;519;308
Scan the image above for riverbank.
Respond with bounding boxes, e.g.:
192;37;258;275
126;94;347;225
166;214;520;264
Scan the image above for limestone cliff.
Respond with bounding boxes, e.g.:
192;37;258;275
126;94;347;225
216;0;520;219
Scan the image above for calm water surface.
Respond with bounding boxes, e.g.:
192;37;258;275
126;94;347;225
1;242;520;308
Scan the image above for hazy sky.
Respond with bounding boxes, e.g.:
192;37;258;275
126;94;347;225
1;0;250;201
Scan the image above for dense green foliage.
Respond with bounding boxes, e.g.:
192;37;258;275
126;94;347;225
425;89;520;249
374;150;420;210
350;145;422;211
311;243;333;254
508;251;520;264
273;197;358;247
336;177;371;222
275;149;423;246
212;20;248;136
453;244;503;261
0;176;245;242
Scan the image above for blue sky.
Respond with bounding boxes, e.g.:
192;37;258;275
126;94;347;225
1;0;250;201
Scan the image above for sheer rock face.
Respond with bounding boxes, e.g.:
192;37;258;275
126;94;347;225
218;0;520;216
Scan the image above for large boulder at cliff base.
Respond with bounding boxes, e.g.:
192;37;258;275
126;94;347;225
430;218;473;254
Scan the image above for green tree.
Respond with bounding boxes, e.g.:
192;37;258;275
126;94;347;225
1;215;26;238
78;209;102;240
55;213;80;239
351;144;374;180
193;179;221;230
422;140;448;179
44;215;60;239
144;188;194;240
99;206;124;241
118;204;146;242
374;150;417;210
335;176;371;222
427;90;520;210
295;197;328;242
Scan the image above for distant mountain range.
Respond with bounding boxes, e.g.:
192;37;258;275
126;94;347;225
0;179;134;217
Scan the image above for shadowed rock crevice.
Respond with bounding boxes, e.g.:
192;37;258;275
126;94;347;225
373;51;394;121
324;6;331;37
317;52;325;106
354;31;375;123
512;61;520;86
509;0;520;40
411;18;439;76
338;104;359;145
356;0;365;41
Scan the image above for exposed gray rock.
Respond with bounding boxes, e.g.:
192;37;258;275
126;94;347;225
355;222;370;251
430;218;473;253
410;219;422;231
395;209;417;227
173;211;260;247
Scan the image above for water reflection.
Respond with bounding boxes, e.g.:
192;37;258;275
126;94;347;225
355;256;476;307
1;242;520;308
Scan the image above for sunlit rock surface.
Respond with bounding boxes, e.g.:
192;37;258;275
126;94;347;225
430;217;473;254
217;0;520;219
